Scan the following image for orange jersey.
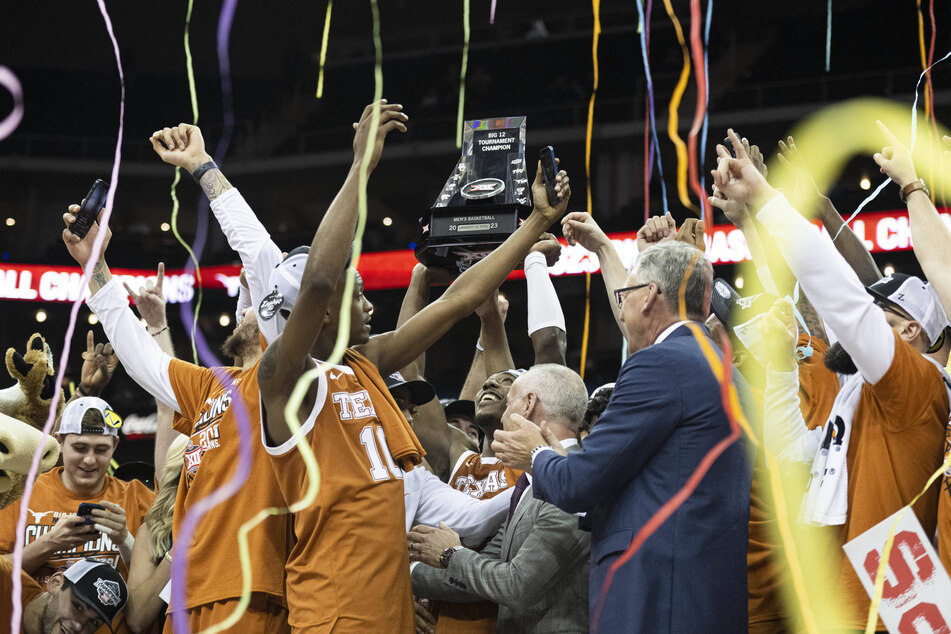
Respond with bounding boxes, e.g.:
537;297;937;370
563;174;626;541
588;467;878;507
0;556;42;634
747;336;839;628
938;417;951;577
0;468;152;587
832;334;949;629
167;359;291;611
263;349;422;632
433;451;523;634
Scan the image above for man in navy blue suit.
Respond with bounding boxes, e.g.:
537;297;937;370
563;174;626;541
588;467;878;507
494;239;755;633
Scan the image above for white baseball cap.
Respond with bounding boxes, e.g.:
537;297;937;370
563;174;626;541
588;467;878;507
59;397;122;436
258;246;309;322
867;273;950;351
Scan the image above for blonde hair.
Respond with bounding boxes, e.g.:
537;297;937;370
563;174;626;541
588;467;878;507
145;435;188;563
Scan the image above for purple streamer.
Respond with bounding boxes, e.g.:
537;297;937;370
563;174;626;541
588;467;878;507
10;2;124;631
170;0;250;631
0;67;23;141
490;0;497;23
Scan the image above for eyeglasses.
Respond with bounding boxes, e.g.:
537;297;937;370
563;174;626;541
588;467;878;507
614;283;659;308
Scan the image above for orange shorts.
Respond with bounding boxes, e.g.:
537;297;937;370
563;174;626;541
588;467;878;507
163;594;288;633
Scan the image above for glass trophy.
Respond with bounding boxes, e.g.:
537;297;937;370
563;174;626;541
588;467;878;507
415;116;533;273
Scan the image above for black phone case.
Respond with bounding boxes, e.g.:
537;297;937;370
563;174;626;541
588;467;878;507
71;179;109;239
538;147;560;207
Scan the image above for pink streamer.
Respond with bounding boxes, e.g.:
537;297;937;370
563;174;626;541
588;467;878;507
0;67;23;141
490;0;497;23
9;2;125;631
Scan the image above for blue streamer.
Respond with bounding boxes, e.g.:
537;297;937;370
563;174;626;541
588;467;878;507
699;0;713;195
634;0;670;213
825;0;831;72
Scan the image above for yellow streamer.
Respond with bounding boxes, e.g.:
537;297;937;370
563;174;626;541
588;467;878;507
660;0;699;215
316;0;333;99
170;0;203;365
204;2;384;630
916;0;929;117
455;0;470;149
579;0;600;379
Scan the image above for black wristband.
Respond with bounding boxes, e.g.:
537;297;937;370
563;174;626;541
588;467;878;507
191;160;218;184
75;384;90;398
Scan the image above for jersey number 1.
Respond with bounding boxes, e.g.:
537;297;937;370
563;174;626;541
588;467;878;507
360;424;404;481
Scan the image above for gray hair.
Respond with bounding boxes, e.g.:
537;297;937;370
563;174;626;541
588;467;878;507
635;241;713;320
517;364;588;432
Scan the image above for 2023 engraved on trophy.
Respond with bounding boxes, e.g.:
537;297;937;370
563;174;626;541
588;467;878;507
415;116;532;273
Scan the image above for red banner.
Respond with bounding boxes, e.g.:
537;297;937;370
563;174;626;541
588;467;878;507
2;208;946;302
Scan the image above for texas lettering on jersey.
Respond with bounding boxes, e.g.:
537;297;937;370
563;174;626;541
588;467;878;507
453;469;509;498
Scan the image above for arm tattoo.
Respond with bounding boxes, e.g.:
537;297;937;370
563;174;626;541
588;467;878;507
90;258;109;293
199;170;233;201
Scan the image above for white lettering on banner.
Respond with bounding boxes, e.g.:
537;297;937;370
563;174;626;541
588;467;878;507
843;509;951;633
0;269;38;300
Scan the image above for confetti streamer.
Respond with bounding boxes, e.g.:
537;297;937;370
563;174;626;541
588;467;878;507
642;0;653;222
863;452;951;633
685;0;709;224
634;0;670;214
169;0;203;365
456;0;470;149
489;0;497;24
10;2;124;630
698;0;712;200
660;0;699;215
825;0;831;72
316;0;333;99
0;67;23;141
579;0;601;379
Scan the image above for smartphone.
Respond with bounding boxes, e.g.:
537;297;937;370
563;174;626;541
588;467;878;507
77;502;105;526
723;137;736;158
538;146;560;207
69;179;109;239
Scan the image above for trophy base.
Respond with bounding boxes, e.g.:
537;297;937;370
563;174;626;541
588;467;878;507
415;206;525;273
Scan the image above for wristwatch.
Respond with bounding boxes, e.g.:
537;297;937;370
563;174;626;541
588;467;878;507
439;545;463;568
899;178;930;203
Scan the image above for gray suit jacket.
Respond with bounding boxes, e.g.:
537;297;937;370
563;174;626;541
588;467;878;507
412;445;589;633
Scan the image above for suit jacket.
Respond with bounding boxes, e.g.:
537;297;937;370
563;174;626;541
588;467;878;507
412;445;590;633
532;324;755;633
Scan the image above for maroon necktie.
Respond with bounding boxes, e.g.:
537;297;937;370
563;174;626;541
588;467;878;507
507;473;530;521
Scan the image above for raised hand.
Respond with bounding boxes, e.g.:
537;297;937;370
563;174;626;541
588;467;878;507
712;129;777;210
528;232;562;267
755;298;798;371
530;160;571;224
352;100;409;173
636;212;676;253
80;331;118;397
872;121;918;188
123;262;167;330
674;217;706;252
776;135;824;199
561;211;609;252
63;206;112;268
149;123;211;173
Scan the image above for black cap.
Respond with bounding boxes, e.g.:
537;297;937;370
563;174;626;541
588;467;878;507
385;372;436;406
440;398;475;421
63;559;128;632
710;278;778;330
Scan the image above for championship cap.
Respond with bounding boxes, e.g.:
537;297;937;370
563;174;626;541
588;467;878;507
867;273;950;351
259;246;309;321
59;397;122;436
710;278;778;331
385;372;437;406
589;382;615;399
63;559;129;632
440;398;475;421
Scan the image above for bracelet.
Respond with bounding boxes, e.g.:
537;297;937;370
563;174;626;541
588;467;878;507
191;160;218;183
899;178;930;203
149;325;169;337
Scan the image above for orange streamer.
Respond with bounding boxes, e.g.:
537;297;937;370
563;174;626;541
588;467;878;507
661;0;699;215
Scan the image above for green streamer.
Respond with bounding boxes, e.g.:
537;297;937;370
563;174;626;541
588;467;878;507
455;0;470;148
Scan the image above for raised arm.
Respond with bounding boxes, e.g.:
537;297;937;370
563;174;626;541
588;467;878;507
62;210;180;411
873;121;951;317
713;129;895;384
525;234;566;366
359;163;571;377
258;102;408;444
561;211;640;333
150;124;284;341
778;135;882;285
458;295;508;401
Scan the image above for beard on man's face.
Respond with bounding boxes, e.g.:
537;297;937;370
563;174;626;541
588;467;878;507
824;341;859;375
221;328;255;361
